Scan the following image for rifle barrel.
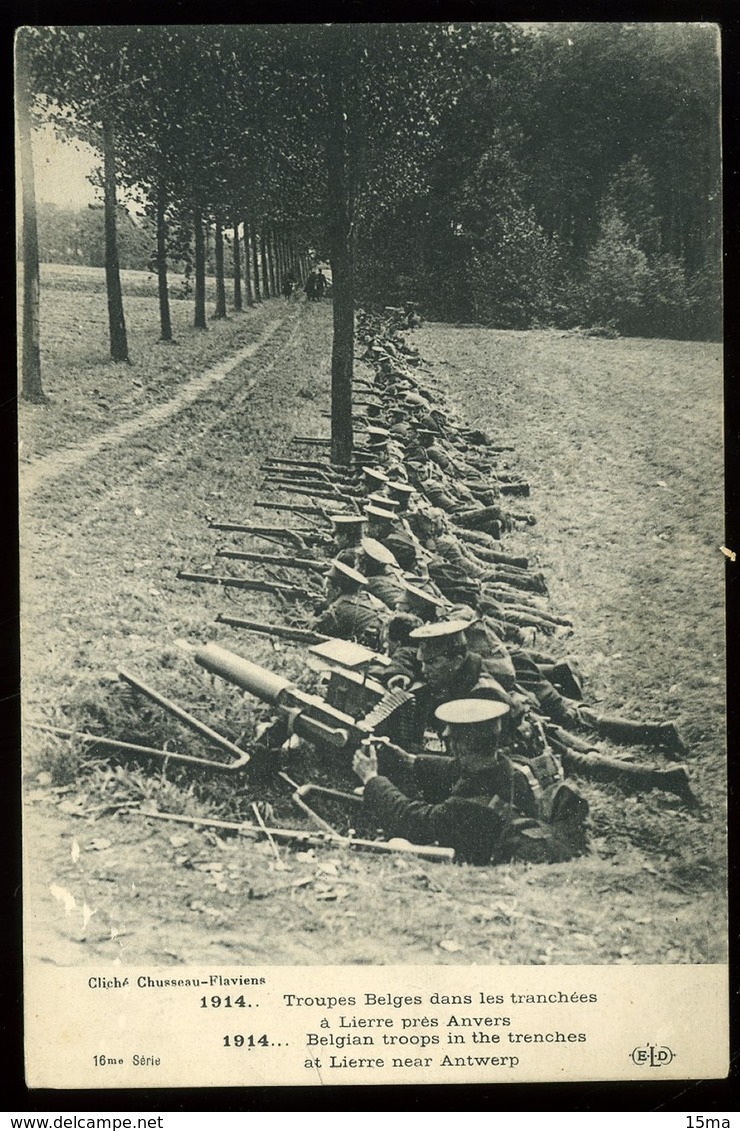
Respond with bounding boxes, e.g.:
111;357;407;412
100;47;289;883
176;571;318;600
215;614;329;644
216;549;327;572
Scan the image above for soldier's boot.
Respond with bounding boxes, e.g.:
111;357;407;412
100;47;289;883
562;749;698;806
540;659;584;701
577;707;689;758
651;765;700;807
547;781;590;824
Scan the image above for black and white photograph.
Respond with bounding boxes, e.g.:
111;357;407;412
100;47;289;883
17;22;727;1088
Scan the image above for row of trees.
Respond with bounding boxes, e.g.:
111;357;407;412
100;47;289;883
18;24;722;456
19;24;470;459
34;205;307;305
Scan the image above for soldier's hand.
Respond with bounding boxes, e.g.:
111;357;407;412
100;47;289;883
387;674;412;691
353;744;379;785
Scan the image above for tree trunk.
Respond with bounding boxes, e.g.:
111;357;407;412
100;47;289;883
16;34;47;403
270;227;280;295
251;223;262;302
193;206;207;329
327;43;355;465
243;219;254;305
102;116;129;362
156;186;172;341
261;228;271;298
233;221;242;311
214;216;227;318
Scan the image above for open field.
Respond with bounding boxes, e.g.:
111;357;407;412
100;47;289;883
21;268;725;967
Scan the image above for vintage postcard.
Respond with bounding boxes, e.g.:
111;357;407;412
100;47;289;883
18;22;727;1089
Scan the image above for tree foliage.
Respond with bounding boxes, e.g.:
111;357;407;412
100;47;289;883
22;20;721;373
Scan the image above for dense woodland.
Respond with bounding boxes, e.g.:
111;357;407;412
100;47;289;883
18;24;722;442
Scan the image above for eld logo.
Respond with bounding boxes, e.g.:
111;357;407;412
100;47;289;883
630;1043;675;1067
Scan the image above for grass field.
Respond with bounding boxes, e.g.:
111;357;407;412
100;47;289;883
21;266;726;968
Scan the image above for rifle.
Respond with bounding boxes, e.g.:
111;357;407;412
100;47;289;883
215;613;330;644
216;548;328;574
254;500;334;520
135;808;454;862
177;571;320;601
261;480;361;506
261;468;365;496
262;456;352;473
207;521;335;549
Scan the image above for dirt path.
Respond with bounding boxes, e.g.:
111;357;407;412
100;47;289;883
19;311;294;498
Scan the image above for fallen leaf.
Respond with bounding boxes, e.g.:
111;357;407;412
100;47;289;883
50;884;77;915
36;771;52;786
70;840;81;863
439;939;464;953
169;835;189;848
26;789;50;803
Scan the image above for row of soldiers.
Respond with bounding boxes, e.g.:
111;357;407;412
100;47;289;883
209;310;698;865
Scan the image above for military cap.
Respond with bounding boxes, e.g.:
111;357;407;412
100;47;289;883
384;464;410;482
367;492;400;511
328;559;368;588
382;532;418;571
362;465;390;487
366;426;391;441
403;392;431;408
402;581;448;615
434;699;510;726
409;618;471;652
329;514;366;530
364;504;398;522
360;537;398;567
386;481;415;503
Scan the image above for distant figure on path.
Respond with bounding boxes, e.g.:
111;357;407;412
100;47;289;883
315;269;328;300
304;271;317;301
